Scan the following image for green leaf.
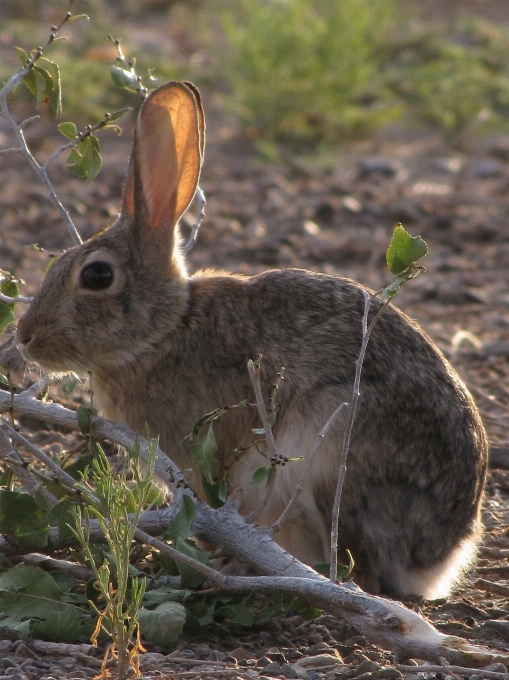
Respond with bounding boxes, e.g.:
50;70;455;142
109;65;138;89
67;137;102;182
314;549;354;580
76;406;91;435
0;272;19;332
0;565;81;639
14;47;27;66
142;586;191;606
174;537;209;589
59;372;80;395
163;495;196;542
386;224;428;275
138;601;186;648
32;606;82;642
104;106;131;123
67;13;90;22
32;65;53;104
0;491;49;550
38;58;61;116
215;603;253;626
58;122;78;139
47;500;76;543
251;427;265;436
201;476;226;509
0;565;61;595
190;424;218;485
251;465;271;485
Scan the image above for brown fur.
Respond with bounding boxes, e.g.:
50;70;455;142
16;82;488;599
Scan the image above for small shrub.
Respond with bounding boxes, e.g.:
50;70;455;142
217;0;400;146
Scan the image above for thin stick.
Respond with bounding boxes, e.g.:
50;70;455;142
134;527;226;585
1;420;82;490
330;291;388;582
247;356;277;458
0;429;59;507
0;292;33;304
245;356;278;523
184;186;206;253
21;553;94;580
0;6;83;247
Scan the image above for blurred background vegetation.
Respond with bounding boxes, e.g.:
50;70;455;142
1;0;509;150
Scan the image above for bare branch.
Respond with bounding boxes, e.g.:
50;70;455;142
21;553;94;580
184;186;206;253
1;420;80;490
135;527;227;586
0;386;186;496
1;388;506;665
245;356;278;523
0;428;59;507
330;291;388;582
0;292;33;304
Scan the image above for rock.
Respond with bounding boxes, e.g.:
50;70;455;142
483;662;508;673
267;651;287;664
307;643;337;656
230;647;252;661
282;662;301;679
353;660;380;676
388;199;421;224
473;158;503;178
13;645;38;661
307;632;324;644
262;662;283;676
294;654;342;670
359;158;398;177
257;657;271;668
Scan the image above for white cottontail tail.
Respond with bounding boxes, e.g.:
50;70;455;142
16;82;488;599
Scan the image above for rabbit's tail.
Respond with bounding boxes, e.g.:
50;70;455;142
396;522;482;600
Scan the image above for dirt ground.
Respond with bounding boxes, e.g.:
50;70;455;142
3;2;509;679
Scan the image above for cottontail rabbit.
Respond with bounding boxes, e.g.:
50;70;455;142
16;82;488;599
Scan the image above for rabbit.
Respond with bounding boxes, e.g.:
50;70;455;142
16;81;488;600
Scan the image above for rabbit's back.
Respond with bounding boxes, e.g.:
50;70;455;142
98;268;486;598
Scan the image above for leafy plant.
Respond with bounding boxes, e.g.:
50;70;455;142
217;0;399;145
70;441;158;679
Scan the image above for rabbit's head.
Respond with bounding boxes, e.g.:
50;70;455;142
17;81;205;374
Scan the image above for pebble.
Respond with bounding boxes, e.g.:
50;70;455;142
484;662;509;673
282;662;301;678
263;661;283;676
307;643;337;656
353;660;380;676
257;657;271;668
307;632;324;644
0;663;16;671
13;645;37;661
294;655;342;670
140;652;166;667
473;158;503;178
230;646;252;661
388;199;421;224
359;158;398;177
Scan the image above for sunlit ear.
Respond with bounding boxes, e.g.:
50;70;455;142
134;81;204;232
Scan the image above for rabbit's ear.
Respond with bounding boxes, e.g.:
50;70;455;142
121;81;204;234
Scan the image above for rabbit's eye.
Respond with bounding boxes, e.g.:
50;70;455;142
80;261;114;290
